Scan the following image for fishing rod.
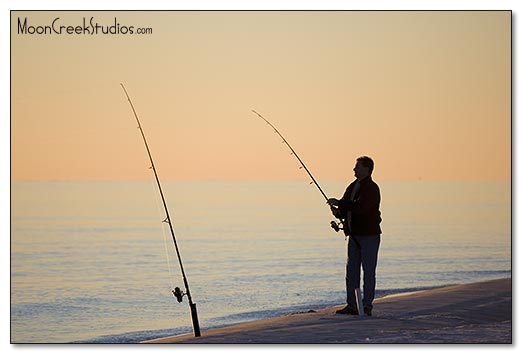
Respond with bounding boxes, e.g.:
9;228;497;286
251;110;345;234
121;83;201;337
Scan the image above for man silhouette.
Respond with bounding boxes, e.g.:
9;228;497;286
328;156;382;316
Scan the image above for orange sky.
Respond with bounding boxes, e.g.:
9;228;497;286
11;11;511;181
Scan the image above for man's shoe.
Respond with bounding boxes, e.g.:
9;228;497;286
364;307;372;316
336;305;359;315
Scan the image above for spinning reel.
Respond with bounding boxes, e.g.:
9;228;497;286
330;220;344;233
172;287;186;303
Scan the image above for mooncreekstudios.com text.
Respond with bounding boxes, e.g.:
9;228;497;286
17;17;153;35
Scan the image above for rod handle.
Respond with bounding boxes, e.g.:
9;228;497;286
190;303;201;337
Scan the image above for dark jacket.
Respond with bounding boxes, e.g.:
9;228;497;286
338;176;382;236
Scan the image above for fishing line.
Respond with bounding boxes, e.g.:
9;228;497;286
147;174;175;291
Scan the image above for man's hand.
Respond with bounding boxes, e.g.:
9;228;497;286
327;198;339;207
330;206;341;219
328;198;341;218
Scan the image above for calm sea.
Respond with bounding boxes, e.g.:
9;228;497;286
10;180;511;343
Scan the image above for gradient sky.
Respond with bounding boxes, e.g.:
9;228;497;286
11;11;511;181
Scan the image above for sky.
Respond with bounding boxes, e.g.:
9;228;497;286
10;10;511;182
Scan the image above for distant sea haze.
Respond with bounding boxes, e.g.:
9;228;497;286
11;180;511;343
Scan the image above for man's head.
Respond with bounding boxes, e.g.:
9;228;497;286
354;156;374;180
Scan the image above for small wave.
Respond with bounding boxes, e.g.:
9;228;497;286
74;276;511;343
72;327;192;344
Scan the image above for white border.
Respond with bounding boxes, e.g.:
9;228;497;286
4;1;518;353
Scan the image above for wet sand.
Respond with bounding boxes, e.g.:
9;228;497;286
144;278;511;344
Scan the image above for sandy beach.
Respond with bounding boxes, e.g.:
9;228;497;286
144;278;511;344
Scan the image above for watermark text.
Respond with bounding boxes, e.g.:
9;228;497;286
17;17;153;36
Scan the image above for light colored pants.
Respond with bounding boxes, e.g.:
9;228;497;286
346;235;381;310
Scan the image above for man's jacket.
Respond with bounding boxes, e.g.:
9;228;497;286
338;176;382;236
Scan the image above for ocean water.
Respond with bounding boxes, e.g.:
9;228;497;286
10;180;511;343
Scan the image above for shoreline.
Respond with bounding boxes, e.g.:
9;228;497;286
143;277;512;344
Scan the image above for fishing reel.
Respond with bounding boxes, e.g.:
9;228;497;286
330;220;344;233
172;287;186;303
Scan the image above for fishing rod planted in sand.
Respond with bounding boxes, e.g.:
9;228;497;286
121;83;201;337
251;110;345;234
